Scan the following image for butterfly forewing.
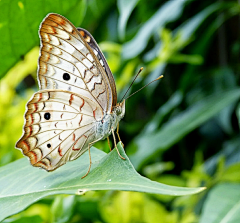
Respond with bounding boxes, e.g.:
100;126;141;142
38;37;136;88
16;90;103;171
38;13;114;113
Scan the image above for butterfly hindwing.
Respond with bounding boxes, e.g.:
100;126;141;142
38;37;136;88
16;90;103;171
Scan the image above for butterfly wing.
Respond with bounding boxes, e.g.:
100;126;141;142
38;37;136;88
77;28;117;107
38;13;115;113
16;90;103;171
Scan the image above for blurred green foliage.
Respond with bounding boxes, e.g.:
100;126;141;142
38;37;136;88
0;0;240;222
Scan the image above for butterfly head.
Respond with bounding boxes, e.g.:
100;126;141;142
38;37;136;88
114;100;125;120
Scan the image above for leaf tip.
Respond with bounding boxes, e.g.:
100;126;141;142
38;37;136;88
199;187;207;192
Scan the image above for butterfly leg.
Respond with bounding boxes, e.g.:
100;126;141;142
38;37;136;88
111;128;125;160
81;146;92;179
116;123;124;148
107;137;112;151
81;138;100;179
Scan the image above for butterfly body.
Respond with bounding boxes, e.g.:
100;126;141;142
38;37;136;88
16;13;125;173
96;101;125;141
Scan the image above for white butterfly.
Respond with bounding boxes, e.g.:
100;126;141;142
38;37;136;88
16;13;125;177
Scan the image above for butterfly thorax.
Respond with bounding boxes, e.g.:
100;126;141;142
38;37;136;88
96;100;125;140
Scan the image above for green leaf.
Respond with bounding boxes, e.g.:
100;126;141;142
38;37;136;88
122;0;187;59
141;91;183;135
200;183;240;223
0;0;86;79
175;2;225;42
0;144;204;221
51;195;76;223
129;89;240;169
179;3;239;91
3;215;43;223
237;103;240;129
204;138;240;175
221;163;240;183
117;0;139;41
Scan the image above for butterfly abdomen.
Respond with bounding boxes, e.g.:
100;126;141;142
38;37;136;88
96;114;118;140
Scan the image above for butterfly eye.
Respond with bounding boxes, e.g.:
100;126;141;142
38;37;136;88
116;108;121;116
44;112;51;120
63;73;70;81
47;143;51;148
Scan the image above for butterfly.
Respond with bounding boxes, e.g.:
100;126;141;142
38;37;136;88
16;13;126;178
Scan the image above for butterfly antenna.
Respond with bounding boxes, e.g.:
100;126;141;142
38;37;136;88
120;67;143;102
124;75;164;101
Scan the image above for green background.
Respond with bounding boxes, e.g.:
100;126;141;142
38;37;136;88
0;0;240;222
